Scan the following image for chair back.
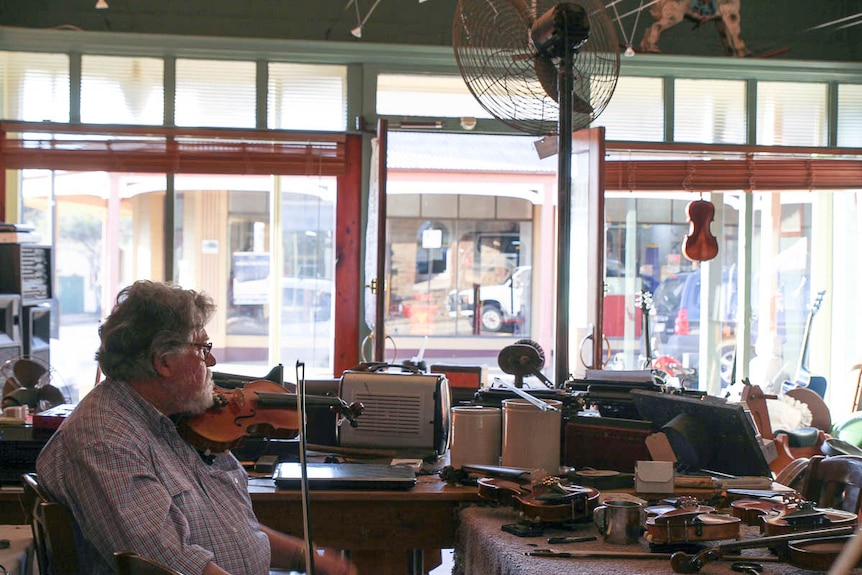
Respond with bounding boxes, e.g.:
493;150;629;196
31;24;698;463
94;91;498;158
114;551;185;575
802;455;862;514
21;473;80;575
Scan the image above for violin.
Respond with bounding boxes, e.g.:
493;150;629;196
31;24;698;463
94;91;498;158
176;379;363;453
681;199;719;262
644;506;741;545
730;498;785;527
477;476;600;524
669;524;857;573
785;534;862;571
762;505;857;536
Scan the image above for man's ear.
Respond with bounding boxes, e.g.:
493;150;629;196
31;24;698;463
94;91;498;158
154;353;174;378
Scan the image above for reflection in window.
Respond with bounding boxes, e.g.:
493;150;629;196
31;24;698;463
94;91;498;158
81;56;164;125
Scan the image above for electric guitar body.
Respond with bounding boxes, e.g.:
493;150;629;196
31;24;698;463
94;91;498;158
781;290;827;397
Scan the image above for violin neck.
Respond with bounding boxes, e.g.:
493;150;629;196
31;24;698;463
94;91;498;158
255;391;342;408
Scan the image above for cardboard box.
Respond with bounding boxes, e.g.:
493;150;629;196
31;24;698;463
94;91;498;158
635;460;674;494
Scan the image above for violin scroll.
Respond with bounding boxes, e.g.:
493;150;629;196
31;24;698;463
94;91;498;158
682;199;719;262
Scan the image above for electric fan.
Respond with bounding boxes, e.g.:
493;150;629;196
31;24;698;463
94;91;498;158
497;339;554;388
453;0;620;137
453;0;620;386
1;355;68;412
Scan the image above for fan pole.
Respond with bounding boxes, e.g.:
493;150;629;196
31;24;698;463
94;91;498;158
554;36;575;388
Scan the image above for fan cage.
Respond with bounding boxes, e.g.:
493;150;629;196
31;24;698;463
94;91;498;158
453;0;620;136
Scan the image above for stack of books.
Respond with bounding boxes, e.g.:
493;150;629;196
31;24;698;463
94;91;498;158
0;222;41;243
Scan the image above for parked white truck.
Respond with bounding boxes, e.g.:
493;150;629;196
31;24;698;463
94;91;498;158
446;266;531;332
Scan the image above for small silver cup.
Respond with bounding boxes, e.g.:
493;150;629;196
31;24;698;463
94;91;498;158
593;500;644;545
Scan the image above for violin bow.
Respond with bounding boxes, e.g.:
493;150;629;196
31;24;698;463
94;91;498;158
296;360;316;575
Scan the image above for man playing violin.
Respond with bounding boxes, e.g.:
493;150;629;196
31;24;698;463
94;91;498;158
36;280;357;575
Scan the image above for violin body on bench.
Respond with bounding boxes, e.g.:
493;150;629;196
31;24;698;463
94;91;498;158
477;476;600;524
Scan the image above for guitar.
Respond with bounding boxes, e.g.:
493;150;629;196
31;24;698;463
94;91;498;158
635;288;654;370
781;290;826;396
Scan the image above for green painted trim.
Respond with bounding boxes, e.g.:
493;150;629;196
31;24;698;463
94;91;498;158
3;26;862;83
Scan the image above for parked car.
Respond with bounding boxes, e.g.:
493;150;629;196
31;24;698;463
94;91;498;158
649;267;739;387
446;266;530;332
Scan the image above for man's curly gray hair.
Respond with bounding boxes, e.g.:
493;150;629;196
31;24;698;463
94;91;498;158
96;280;216;382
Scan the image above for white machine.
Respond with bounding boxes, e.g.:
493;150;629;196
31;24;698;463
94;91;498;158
337;365;451;456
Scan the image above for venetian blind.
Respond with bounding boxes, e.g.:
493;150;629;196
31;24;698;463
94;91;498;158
175;59;256;128
376;73;490;118
0;52;69;122
838;84;862;148
757;81;827;146
674;79;746;145
592;76;664;141
267;63;348;131
81;55;164;125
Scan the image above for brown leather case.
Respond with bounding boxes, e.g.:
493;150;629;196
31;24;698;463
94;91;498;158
564;416;652;473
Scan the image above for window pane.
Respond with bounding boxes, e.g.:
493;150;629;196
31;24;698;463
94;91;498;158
21;168;165;401
174;174;336;379
675;79;747;144
605;192;739;393
757;82;827;146
838;84;862;148
593;76;664;141
176;59;256;128
383;133;542;382
377;73;491;118
81;56;164;125
268;63;347;131
747;191;816;396
0;52;69;122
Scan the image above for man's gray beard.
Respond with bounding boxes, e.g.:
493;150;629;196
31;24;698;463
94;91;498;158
185;374;215;416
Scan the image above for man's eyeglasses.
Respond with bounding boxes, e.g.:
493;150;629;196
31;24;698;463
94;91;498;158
190;341;213;360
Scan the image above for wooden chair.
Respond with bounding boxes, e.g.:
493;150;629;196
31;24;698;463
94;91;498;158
20;473;80;575
114;551;185;575
740;383;828;474
801;455;862;514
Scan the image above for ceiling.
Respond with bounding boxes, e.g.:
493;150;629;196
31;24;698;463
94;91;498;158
0;0;860;63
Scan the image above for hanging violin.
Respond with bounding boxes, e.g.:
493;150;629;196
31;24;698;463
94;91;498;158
682;198;719;262
176;379;363;453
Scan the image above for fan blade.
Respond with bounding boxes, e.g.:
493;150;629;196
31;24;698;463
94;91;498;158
572;92;594;115
534;54;559;102
535;53;593;115
503;0;533;28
